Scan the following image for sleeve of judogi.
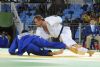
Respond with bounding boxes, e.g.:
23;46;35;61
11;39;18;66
60;27;77;48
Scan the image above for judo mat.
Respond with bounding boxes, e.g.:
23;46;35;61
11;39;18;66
0;48;100;67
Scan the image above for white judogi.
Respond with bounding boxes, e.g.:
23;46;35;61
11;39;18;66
35;16;77;48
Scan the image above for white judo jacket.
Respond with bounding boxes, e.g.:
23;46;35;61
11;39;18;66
35;16;76;47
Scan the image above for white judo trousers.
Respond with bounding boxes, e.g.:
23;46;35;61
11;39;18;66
35;16;88;53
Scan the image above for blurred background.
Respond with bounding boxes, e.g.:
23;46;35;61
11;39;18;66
0;0;100;50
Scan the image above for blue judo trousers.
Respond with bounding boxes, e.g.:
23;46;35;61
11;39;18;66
9;34;66;56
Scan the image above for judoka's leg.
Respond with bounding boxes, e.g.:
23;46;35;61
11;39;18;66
9;37;25;56
32;36;66;49
69;44;95;56
26;43;63;56
60;32;94;56
95;35;100;46
9;38;18;55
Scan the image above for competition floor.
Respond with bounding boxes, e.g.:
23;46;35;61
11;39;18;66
0;48;100;67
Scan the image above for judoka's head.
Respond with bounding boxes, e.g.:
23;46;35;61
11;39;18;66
34;15;44;27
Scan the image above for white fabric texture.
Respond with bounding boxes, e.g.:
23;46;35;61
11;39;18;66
78;47;88;53
90;25;95;32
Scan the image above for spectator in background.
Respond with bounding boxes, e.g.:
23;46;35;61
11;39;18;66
82;17;100;49
0;31;9;48
82;12;91;23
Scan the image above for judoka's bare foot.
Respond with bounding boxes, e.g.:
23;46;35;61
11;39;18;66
48;49;64;56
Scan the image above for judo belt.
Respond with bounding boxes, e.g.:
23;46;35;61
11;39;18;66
51;25;64;42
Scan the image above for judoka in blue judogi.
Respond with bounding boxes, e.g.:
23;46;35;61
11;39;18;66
0;32;9;48
9;30;66;56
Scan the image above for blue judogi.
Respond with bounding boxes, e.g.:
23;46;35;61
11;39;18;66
23;35;66;51
9;34;66;56
9;34;52;56
0;35;9;48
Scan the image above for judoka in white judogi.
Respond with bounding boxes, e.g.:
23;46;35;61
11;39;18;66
35;15;76;47
34;15;95;56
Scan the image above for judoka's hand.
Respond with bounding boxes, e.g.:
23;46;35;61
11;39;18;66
48;49;64;56
52;49;64;55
